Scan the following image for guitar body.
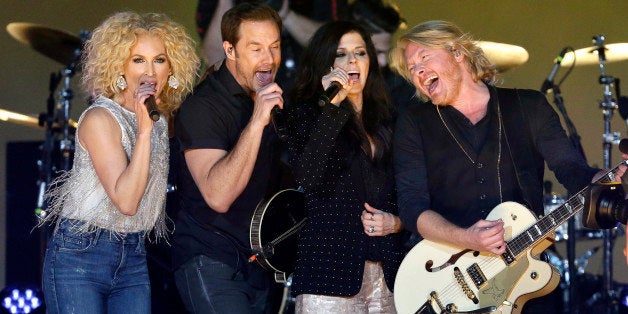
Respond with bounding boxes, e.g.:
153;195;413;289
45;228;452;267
250;188;305;283
394;202;560;314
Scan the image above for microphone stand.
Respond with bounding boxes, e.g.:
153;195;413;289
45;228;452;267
57;60;77;171
544;77;587;314
550;84;588;162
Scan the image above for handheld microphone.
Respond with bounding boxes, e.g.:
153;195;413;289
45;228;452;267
145;95;160;122
540;47;569;93
271;105;287;142
318;81;342;107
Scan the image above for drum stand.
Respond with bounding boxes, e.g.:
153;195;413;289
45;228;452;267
584;34;622;314
35;34;84;269
35;30;88;217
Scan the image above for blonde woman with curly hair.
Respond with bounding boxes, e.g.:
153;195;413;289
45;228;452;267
40;11;199;313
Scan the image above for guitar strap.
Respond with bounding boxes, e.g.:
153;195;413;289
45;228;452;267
497;87;544;215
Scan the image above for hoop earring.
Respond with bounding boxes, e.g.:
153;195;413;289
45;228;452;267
116;75;127;90
168;75;179;89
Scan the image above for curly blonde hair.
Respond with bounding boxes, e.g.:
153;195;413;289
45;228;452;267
389;20;498;100
82;12;200;117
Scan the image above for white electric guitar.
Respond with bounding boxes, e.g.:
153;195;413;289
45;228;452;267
394;165;625;314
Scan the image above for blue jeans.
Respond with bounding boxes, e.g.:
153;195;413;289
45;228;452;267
42;219;150;314
174;255;269;314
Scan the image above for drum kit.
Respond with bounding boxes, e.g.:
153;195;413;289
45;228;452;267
3;22;88;218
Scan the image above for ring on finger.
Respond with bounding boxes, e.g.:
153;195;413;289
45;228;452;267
368;225;375;233
370;213;374;220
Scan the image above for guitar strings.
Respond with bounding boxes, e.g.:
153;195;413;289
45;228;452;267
428;253;510;309
434;203;582;308
421;162;624;310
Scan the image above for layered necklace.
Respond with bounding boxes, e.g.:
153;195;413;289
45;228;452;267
435;98;504;202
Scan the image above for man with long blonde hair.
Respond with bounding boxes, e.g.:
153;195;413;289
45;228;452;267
390;20;623;313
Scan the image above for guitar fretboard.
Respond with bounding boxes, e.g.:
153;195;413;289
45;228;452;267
503;160;627;261
506;190;588;257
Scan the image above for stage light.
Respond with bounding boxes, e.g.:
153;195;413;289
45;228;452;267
0;285;42;314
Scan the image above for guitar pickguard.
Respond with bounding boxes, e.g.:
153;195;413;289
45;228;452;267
479;255;528;305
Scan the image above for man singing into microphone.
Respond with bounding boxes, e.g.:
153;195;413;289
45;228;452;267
172;3;284;313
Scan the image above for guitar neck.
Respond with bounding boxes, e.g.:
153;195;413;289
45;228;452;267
506;191;586;258
504;162;624;260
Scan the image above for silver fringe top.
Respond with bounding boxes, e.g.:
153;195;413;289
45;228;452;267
42;96;169;238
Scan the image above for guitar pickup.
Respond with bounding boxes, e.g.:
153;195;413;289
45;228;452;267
467;263;487;289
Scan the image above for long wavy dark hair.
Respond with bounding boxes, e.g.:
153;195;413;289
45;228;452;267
289;20;393;161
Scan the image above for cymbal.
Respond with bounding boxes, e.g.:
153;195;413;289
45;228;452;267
0;108;40;128
561;43;628;67
476;41;529;72
6;22;82;65
0;108;77;129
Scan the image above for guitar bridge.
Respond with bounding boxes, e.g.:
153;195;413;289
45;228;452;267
454;267;479;304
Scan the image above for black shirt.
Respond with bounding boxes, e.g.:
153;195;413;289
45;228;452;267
426;93;524;228
173;63;280;273
394;86;598;235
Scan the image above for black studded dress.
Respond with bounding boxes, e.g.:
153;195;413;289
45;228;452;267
285;100;406;297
